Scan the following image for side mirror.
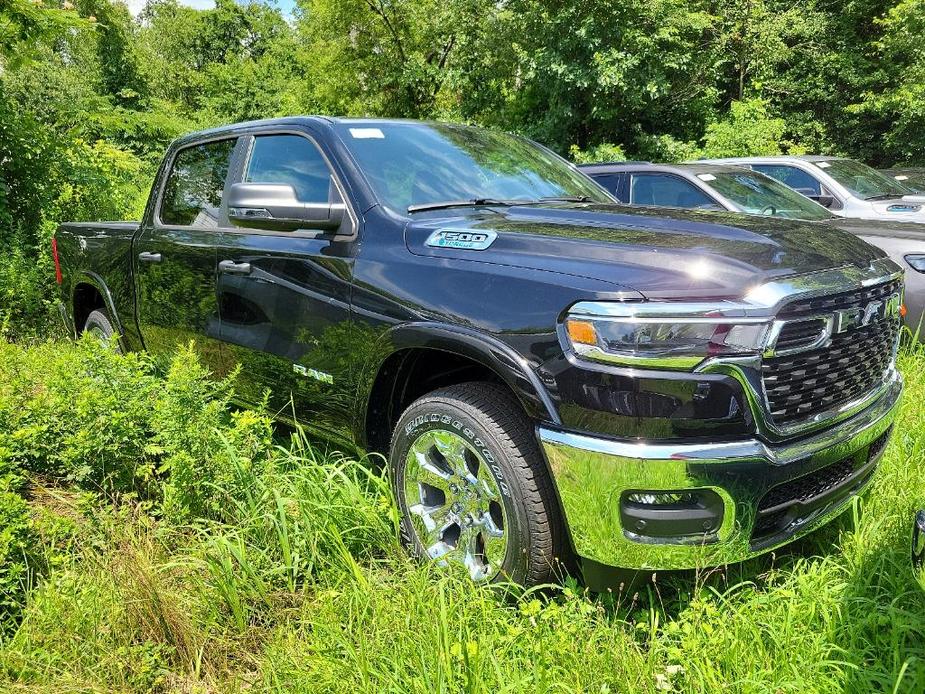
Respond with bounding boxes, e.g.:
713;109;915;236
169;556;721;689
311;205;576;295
226;182;348;235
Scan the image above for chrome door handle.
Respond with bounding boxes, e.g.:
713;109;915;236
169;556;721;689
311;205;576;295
138;251;162;263
219;260;252;275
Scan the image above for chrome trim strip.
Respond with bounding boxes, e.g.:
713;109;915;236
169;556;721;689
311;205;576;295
539;372;902;570
570;257;903;320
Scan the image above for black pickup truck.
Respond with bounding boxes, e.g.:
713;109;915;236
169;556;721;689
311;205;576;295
54;117;904;588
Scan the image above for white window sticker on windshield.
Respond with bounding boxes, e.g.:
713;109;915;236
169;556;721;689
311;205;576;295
697;173;717;181
815;161;831;168
349;128;385;139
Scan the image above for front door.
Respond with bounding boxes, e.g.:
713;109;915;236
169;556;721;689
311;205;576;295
215;132;359;443
135;137;238;375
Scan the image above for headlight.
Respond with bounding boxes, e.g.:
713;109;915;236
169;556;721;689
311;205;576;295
564;302;770;370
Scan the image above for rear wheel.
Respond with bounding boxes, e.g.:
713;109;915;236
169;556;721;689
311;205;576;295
83;309;121;352
389;382;567;586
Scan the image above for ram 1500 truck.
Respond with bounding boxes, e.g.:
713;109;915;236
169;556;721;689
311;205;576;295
54;117;904;589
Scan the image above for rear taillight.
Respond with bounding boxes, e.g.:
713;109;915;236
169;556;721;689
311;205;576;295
51;237;63;284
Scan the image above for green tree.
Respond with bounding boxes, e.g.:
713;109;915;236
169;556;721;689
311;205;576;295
699;97;788;158
293;0;492;118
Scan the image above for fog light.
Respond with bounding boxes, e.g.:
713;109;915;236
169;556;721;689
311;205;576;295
626;491;698;505
620;488;725;542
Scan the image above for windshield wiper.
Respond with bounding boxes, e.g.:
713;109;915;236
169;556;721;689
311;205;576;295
864;193;905;201
407;198;532;213
537;195;594;203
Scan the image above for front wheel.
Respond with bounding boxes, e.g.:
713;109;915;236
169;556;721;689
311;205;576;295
389;382;567;586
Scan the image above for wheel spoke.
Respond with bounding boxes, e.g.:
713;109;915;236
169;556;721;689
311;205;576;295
425;538;456;566
415;457;452;495
460;526;489;581
409;501;453;533
479;513;506;568
432;433;472;479
475;461;500;499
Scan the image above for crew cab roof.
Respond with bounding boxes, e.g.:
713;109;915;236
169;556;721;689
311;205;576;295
170;116;458;147
579;162;751;176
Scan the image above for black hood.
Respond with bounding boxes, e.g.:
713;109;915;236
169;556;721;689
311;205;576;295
405;203;885;300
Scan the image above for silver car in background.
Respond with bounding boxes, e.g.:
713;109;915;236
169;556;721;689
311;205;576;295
705;155;925;224
580;161;925;335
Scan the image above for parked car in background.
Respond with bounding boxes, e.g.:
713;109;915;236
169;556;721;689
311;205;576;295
703;156;925;224
882;169;925;194
581;161;925;334
51;117;904;589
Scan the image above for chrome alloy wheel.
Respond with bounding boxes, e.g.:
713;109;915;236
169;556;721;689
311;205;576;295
403;429;508;581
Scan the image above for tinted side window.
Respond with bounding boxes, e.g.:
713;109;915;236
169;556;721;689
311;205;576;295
245;135;332;203
160;139;235;227
588;173;625;200
752;165;821;196
630;174;716;208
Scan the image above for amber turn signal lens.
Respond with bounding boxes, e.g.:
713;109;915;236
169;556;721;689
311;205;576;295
901;303;908;318
567;319;598;346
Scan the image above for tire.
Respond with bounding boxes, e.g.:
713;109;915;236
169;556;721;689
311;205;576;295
83;309;121;352
389;382;567;586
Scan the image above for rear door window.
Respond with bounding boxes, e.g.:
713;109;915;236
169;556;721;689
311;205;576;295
629;173;718;208
160;139;236;228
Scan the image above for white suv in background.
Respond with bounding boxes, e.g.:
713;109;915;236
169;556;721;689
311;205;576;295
705;155;925;224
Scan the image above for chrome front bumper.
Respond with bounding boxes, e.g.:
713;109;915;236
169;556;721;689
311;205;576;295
539;370;902;571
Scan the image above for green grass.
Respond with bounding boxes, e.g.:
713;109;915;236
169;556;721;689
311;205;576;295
1;339;924;692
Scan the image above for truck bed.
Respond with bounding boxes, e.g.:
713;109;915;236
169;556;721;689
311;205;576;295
55;221;141;339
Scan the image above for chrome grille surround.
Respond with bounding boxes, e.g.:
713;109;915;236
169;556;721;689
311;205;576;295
693;257;904;439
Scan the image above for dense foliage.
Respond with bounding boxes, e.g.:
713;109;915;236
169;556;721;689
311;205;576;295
0;337;924;690
2;0;925;337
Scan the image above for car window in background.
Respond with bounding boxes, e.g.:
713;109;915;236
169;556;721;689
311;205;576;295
587;173;625;200
245;135;333;203
629;173;720;209
704;170;833;220
334;122;614;212
818;159;912;199
160;139;236;227
751;164;823;197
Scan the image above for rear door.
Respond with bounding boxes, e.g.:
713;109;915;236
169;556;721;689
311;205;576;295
135;137;239;374
215;131;360;440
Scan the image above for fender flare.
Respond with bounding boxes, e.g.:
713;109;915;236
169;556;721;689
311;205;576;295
358;321;562;439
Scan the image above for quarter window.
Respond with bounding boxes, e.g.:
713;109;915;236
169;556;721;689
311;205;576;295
245;135;333;203
629;174;718;209
160;139;236;227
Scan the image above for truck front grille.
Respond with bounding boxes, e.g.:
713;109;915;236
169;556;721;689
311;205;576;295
761;279;901;427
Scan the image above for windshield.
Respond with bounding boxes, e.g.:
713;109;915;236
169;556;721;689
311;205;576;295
702;170;833;221
889;171;925;194
816;159;912;199
334;122;613;212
